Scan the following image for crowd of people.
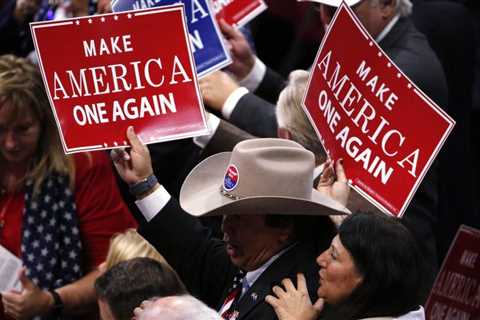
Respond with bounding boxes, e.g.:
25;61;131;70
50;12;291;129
0;0;478;319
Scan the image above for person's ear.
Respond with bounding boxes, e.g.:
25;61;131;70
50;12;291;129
277;127;291;140
379;0;396;19
278;224;295;245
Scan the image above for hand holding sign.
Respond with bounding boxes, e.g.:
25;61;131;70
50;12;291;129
31;5;209;153
302;3;454;217
112;0;231;78
199;70;239;112
219;19;255;80
111;126;154;186
317;159;350;207
2;268;52;319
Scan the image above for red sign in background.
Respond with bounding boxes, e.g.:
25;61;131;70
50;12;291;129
425;226;480;320
31;5;209;154
302;3;454;217
212;0;267;27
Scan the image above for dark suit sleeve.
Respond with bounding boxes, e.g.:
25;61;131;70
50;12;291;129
138;198;233;307
201;120;255;158
226;66;286;138
0;0;34;56
254;67;287;104
229;93;278;138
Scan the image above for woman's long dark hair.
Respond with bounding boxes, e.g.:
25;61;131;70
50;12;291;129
323;212;426;320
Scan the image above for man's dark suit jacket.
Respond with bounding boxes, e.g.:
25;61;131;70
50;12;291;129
138;198;323;320
229;16;447;138
223;16;448;301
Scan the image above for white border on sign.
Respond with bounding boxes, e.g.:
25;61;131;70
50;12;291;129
233;0;268;28
197;0;233;78
30;4;210;154
110;0;233;79
301;1;455;218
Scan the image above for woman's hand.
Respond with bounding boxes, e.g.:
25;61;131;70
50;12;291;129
317;159;350;206
317;159;350;226
265;273;324;320
2;268;53;320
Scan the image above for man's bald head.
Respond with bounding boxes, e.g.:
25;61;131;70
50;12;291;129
137;295;222;320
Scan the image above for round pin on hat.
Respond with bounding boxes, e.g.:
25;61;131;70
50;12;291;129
223;164;239;191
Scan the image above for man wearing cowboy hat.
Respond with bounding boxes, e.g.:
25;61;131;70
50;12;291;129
199;0;446;301
113;127;348;320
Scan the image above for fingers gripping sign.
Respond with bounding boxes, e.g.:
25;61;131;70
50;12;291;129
111;126;155;186
218;19;255;80
199;71;240;112
317;159;350;208
265;274;324;320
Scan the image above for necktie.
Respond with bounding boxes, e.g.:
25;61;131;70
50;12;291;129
219;270;245;320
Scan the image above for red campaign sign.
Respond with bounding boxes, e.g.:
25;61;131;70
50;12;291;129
302;3;454;217
425;226;480;320
211;0;267;27
31;5;209;154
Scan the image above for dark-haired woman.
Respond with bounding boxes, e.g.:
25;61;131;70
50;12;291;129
266;212;426;320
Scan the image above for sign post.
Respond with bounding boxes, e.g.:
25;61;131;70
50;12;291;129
302;3;455;217
31;5;209;154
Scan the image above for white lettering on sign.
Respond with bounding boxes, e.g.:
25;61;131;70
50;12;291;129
356;60;399;111
83;35;133;57
72;93;177;126
132;0;161;10
460;250;478;269
53;56;191;99
211;0;233;14
73;102;109;125
315;50;420;182
429;301;472;320
191;0;208;23
433;270;480;308
189;29;204;53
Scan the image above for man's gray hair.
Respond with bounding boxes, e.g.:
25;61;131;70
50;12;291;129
276;70;327;164
137;295;222;320
394;0;412;17
369;0;412;17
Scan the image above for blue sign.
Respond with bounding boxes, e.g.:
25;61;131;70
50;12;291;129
112;0;232;77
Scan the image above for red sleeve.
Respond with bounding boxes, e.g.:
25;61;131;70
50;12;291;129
73;151;137;270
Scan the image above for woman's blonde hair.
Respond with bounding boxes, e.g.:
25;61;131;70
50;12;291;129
0;55;75;193
104;229;172;270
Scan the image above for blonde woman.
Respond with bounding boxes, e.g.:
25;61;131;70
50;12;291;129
0;54;136;319
96;230;187;320
102;229;171;270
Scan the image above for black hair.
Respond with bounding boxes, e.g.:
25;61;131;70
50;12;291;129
95;257;187;320
264;214;337;254
323;212;425;319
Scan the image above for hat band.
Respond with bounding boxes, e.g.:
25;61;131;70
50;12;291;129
220;187;242;201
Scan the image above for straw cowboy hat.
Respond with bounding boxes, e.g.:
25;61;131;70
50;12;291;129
179;138;350;217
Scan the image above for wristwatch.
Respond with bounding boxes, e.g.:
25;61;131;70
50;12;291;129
129;174;158;197
48;289;64;317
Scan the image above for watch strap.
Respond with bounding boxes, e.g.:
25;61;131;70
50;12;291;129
48;289;64;317
129;174;158;197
